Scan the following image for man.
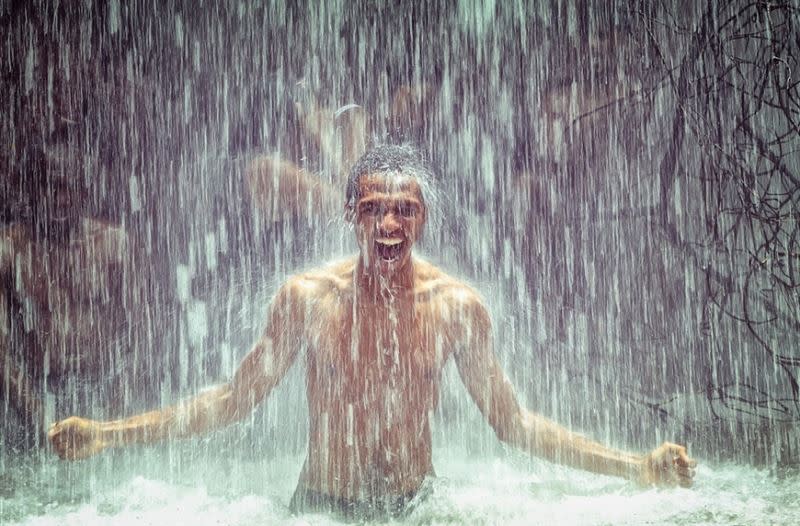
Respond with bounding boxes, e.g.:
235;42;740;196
1;130;137;445
245;83;368;225
49;145;696;520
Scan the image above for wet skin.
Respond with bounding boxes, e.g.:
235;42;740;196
48;172;696;499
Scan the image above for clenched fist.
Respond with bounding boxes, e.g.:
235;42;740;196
48;416;109;460
639;442;697;488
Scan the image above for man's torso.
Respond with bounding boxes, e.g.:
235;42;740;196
290;257;471;499
1;219;130;377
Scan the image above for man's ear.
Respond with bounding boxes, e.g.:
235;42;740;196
344;205;355;223
416;209;427;240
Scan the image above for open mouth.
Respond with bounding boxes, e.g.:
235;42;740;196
374;237;405;261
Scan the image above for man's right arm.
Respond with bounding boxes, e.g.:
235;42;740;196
48;278;308;460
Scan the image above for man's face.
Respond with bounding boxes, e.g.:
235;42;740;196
353;172;426;275
42;178;81;221
41;150;89;224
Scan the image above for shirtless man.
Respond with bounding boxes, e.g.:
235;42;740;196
1;136;133;440
49;145;696;519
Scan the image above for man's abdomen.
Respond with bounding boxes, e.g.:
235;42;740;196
302;408;433;499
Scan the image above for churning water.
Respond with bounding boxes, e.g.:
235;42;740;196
2;440;799;525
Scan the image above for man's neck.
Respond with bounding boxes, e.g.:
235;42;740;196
355;257;416;304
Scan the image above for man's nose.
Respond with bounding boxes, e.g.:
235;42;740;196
378;211;401;232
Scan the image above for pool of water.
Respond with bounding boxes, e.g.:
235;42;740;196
2;440;798;526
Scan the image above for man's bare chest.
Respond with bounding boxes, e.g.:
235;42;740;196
17;239;117;308
304;301;451;408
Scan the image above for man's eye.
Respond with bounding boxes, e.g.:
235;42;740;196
360;203;378;215
398;205;416;217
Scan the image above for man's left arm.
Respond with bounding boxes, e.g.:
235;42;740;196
451;294;696;488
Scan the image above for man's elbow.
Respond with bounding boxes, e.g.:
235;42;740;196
492;425;516;446
492;411;558;459
490;412;529;447
225;383;269;424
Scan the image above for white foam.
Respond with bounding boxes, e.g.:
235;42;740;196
4;448;796;526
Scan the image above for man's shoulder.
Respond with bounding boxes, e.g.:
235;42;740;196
413;259;485;308
82;218;129;246
0;221;28;242
282;258;356;298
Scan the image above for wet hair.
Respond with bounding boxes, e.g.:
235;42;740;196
344;143;436;212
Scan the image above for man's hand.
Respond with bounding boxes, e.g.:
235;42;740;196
48;416;109;460
639;442;697;488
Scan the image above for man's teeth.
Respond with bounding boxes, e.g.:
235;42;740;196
376;238;403;246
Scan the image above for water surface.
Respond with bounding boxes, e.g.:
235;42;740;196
3;442;797;525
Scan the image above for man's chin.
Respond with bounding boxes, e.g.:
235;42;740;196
377;257;402;271
364;253;411;274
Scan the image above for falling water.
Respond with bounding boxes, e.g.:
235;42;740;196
1;1;799;524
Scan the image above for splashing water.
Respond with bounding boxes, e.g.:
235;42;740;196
2;442;799;525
